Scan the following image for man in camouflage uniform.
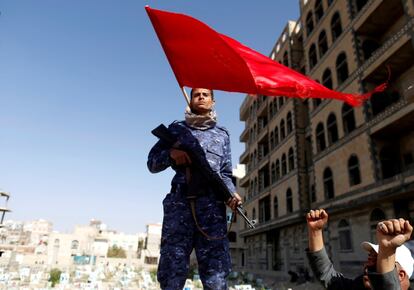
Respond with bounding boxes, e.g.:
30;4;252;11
147;88;241;290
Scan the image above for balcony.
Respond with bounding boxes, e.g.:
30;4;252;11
240;126;250;143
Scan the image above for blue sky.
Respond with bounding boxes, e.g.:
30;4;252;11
0;1;299;233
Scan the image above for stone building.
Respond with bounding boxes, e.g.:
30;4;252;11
236;0;414;281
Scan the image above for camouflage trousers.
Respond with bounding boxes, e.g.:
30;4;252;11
157;190;231;290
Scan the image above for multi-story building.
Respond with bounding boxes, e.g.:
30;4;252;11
237;0;414;281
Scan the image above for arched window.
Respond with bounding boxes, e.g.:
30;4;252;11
280;120;286;140
252;208;256;221
362;39;380;61
338;220;353;251
315;0;324;23
336;52;348;85
273;100;278;114
283;51;289;67
318;30;328;58
287;112;293;134
322;68;333;90
306;12;314;36
278;97;285;108
275;159;281;180
254;177;258;195
316;123;326;152
309;44;318;69
71;240;79;250
348;155;361;186
327;113;338;145
288;147;295;171
370;208;386;242
271;162;276;183
270;131;275;149
273;196;279;218
342;103;356;134
331;12;342;42
286;188;293;213
228;231;237;243
323;167;334;199
274;126;279;146
282;154;287;175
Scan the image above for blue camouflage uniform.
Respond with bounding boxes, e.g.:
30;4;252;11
147;120;236;290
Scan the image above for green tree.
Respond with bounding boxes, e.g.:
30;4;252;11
49;268;61;287
107;245;127;258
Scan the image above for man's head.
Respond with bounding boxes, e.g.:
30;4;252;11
190;88;215;116
362;242;413;290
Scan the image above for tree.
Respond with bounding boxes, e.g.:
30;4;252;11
49;268;61;287
107;245;126;258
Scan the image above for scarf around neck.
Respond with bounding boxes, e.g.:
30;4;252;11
184;107;217;130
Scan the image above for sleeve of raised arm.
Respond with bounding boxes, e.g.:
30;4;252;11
220;134;236;194
147;139;172;173
367;268;401;290
306;247;358;290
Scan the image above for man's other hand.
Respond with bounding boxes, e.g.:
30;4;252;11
169;149;192;166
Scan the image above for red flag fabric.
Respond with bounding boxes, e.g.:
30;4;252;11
145;6;386;106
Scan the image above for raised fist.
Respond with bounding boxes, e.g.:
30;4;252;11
376;218;413;250
306;209;328;231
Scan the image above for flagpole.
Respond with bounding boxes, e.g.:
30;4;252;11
181;86;191;107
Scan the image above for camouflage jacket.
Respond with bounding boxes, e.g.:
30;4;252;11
147;121;236;196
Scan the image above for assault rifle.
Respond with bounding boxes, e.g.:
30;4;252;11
152;124;255;229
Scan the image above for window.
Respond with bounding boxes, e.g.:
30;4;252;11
370;90;401;116
286;188;293;213
313;98;322;109
355;0;368;13
270;131;275;149
380;146;401;179
228;231;237;243
362;39;380;61
318;30;328;58
252;208;256;220
323;167;334;199
288;147;295;171
306;12;314;36
342;103;356;134
322;68;333;90
315;0;324;22
309;44;318;69
287;112;293;134
274;196;279;218
283;51;289;67
348;155;361;186
338;220;353;251
316;123;326;152
282;154;287;175
275;159;280;180
278;97;285;108
331;12;342;42
370;208;386;242
280;120;286;139
274;126;279;146
271;162;276;183
327;113;338;145
336;52;348;85
71;240;79;250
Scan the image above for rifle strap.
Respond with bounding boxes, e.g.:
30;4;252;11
185;167;233;241
188;198;233;241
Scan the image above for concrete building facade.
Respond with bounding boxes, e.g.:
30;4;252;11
236;0;414;281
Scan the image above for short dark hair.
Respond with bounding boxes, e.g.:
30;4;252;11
190;88;214;100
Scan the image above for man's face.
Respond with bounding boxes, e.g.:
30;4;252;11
190;88;214;115
362;250;378;289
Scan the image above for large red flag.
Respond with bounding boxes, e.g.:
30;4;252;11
145;6;386;106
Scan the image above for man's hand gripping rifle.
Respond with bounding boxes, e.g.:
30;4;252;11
152;124;255;229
